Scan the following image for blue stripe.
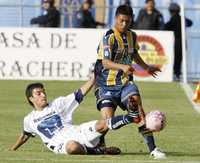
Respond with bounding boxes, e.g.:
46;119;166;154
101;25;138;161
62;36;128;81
115;70;123;85
111;36;118;61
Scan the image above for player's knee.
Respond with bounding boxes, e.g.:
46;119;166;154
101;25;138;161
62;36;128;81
129;95;140;104
95;120;108;133
65;141;85;155
100;107;114;119
128;95;141;109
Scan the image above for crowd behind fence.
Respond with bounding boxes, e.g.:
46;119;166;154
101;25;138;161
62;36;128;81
0;3;200;82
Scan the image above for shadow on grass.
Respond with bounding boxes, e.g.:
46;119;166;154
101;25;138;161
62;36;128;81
120;151;200;157
121;152;149;156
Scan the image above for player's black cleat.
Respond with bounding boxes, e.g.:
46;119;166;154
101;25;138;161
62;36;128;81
101;146;121;155
96;142;106;148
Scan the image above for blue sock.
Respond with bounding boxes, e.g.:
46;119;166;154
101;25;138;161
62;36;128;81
139;125;156;152
143;134;156;152
108;111;139;130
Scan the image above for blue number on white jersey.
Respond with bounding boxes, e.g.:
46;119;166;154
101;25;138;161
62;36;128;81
37;114;63;139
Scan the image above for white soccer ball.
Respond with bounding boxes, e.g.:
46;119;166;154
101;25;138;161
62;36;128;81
145;110;166;132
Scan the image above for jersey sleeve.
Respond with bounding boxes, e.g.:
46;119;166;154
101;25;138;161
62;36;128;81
97;33;114;60
53;89;83;113
135;42;140;51
23;116;36;137
53;91;84;123
131;31;140;54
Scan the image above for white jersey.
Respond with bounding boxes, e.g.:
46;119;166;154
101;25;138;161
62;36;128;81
23;90;82;144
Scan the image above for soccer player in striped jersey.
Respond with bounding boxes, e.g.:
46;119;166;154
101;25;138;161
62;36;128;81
94;5;166;159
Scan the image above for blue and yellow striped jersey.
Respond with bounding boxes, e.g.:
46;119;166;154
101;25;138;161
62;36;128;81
95;27;139;87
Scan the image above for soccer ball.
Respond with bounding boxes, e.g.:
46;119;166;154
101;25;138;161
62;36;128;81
145;110;166;132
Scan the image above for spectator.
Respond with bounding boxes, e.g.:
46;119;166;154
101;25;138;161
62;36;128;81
75;0;105;28
164;2;193;80
30;0;60;27
119;0;135;28
135;0;164;30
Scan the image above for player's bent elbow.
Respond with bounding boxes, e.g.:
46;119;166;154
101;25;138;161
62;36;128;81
102;59;110;69
65;141;85;155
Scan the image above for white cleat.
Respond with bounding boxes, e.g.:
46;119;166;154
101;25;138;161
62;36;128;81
150;148;166;159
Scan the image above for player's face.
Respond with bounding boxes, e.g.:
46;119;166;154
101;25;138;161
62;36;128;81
30;88;47;110
115;14;131;33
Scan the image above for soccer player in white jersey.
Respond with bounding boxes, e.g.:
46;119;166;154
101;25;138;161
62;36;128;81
10;75;149;155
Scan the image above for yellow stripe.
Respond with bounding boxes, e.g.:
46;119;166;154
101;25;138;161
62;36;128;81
116;35;124;49
127;31;133;49
113;28;124;49
107;70;118;85
97;34;115;60
97;39;104;59
121;75;128;85
135;42;140;50
108;34;114;56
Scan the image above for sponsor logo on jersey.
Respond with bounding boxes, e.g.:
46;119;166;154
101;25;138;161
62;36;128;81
104;50;109;57
33;111;56;123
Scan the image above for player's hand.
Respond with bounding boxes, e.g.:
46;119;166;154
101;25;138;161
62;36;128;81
147;66;161;78
121;65;135;76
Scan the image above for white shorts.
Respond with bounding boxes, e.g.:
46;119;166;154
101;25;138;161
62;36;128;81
46;120;102;154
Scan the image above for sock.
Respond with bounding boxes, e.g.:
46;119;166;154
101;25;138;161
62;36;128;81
139;125;156;152
85;146;104;155
99;134;106;146
107;110;139;130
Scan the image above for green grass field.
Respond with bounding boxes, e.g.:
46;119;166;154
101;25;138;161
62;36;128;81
1;80;200;163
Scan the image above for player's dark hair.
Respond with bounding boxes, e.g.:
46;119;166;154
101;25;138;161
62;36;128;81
25;83;44;106
115;5;133;18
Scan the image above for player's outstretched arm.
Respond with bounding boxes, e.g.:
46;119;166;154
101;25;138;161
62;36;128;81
102;59;134;76
10;133;31;151
79;73;96;96
133;53;161;78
